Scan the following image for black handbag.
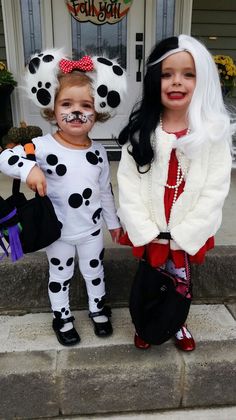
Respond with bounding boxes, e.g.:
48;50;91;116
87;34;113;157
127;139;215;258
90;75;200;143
4;178;61;254
0;142;61;260
129;258;192;345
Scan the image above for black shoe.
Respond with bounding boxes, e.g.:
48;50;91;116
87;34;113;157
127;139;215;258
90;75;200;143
52;316;80;346
89;306;113;337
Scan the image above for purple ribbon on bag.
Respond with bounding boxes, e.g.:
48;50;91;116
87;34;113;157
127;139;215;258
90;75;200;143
0;208;24;262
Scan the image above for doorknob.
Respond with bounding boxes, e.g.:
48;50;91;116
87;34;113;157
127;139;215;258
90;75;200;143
136;44;143;82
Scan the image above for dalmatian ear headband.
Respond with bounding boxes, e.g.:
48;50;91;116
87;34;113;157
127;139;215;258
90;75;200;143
24;49;127;115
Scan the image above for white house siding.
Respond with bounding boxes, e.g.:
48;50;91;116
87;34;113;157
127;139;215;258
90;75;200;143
191;0;236;160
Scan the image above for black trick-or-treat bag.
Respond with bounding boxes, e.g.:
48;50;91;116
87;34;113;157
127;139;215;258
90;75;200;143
129;258;192;345
0;140;61;262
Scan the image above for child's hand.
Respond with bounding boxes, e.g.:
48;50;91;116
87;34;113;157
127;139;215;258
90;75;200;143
26;166;47;197
109;227;123;243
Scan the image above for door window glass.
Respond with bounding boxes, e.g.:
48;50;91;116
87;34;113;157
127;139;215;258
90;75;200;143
20;0;42;63
71;17;127;68
156;0;175;41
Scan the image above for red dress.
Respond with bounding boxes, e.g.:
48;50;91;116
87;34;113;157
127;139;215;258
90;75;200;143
120;128;214;267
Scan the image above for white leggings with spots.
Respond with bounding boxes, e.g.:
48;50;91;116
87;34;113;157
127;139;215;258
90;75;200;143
46;229;106;320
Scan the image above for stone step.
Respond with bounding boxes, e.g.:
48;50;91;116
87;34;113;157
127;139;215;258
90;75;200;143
0;246;236;314
0;305;236;419
51;406;236;420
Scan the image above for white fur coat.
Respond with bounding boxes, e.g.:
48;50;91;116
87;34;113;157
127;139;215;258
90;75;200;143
117;125;232;255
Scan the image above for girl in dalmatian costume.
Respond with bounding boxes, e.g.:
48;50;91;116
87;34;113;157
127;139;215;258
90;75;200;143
0;49;127;346
117;35;234;351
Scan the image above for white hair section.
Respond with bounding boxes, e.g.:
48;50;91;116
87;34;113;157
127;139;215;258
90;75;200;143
24;48;66;108
173;35;232;158
148;47;187;66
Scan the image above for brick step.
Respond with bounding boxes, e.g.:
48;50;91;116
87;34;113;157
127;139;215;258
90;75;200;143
0;246;236;314
0;305;236;418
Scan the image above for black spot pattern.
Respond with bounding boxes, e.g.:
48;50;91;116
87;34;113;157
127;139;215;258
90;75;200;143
94;295;106;310
99;248;105;261
49;278;71;294
97;84;108;98
62;279;71;291
96;57;124;110
89;247;104;269
53;308;69;319
61;307;70;316
28;54;54;74
68;188;92;209
68;193;83;209
49;282;61;293
51;257;60;266
31;82;52;106
46;154;67;176
8;155;20;165
56;164;67;176
83;188;92;206
50;257;63;271
112;65;124;76
92;208;102;224
86;150;103;165
97;58;113;66
107;90;120;108
66;257;74;266
28;53;55;106
46;154;58;165
91;229;101;236
92;278;102;286
90;259;99;268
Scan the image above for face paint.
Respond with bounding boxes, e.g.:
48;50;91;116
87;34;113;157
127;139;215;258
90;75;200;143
61;111;94;124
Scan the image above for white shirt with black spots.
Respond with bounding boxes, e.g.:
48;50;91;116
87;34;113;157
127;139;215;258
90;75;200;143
0;148;36;182
0;134;120;241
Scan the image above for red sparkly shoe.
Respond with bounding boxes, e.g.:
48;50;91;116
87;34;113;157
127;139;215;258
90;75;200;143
134;333;151;350
175;325;196;352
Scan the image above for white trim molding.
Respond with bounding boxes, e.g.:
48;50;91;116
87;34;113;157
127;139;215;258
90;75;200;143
174;0;193;35
144;0;156;60
1;0;24;124
40;0;54;49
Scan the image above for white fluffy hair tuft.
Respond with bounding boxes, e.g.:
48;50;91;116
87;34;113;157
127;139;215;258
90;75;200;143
174;34;232;158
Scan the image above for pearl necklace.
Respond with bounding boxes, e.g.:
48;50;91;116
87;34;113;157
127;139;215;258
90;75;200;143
148;118;190;233
160;117;190;205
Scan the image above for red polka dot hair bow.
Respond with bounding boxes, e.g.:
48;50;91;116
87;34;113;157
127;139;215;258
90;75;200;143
59;56;94;73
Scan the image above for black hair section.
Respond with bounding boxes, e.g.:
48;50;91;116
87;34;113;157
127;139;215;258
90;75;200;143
118;37;179;173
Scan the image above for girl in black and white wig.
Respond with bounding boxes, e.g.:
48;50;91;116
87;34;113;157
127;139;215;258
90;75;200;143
0;50;126;346
118;34;234;351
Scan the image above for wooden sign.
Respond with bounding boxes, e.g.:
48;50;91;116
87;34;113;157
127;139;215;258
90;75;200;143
66;0;133;25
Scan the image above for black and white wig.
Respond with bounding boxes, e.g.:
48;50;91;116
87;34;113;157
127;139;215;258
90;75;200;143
119;34;233;167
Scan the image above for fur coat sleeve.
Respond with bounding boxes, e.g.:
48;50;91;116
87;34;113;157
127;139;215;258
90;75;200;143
117;144;160;245
170;137;232;254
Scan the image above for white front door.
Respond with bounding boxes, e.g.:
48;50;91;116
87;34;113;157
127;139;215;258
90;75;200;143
19;0;145;141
